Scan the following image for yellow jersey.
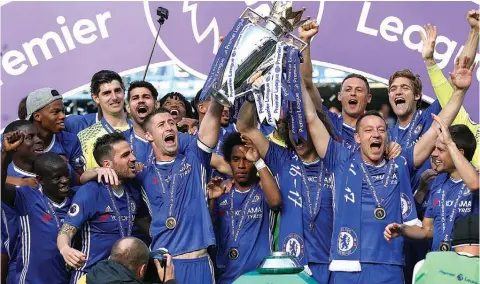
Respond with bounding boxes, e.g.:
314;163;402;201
427;64;479;168
77;121;131;169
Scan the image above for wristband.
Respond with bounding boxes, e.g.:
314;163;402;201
254;158;267;171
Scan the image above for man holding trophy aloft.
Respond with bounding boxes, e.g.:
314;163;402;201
201;1;336;283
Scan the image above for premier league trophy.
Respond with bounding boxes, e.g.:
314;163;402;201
199;1;309;108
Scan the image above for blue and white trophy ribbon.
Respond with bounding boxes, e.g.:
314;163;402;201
199;18;250;102
285;45;307;142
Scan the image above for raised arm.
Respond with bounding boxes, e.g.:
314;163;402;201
236;76;270;159
413;56;473;167
198;99;223;149
1;131;25;207
299;20;323;112
241;135;281;211
301;75;332;158
435;116;479;191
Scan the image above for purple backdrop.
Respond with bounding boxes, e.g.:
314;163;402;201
1;1;478;128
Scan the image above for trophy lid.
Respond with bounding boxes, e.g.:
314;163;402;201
268;1;308;33
256;251;305;274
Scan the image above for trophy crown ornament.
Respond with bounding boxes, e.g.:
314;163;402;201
268;2;309;33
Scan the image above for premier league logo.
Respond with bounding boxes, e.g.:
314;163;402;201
143;1;324;78
401;193;412;219
68;204;80;217
282;233;305;260
337;227;358;256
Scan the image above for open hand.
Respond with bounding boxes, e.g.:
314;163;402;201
207;177;226;199
420;24;437;61
450;56;475;90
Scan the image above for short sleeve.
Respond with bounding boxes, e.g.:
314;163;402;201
265;141;293;175
68;135;86;170
177;133;196;155
424;187;435;219
64;185;97;229
14;186;38;216
65;115;88;135
185;139;214;168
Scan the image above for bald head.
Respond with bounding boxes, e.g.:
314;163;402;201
110;237;150;274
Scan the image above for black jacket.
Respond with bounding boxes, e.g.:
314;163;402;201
86;260;179;284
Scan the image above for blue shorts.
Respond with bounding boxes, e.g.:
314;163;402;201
333;263;403;284
309;263;333;284
173;255;215;284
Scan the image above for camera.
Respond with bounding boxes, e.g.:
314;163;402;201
157;7;169;24
151;248;169;268
144;248;169;283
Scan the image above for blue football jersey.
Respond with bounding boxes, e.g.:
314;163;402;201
137;139;215;256
324;106;357;152
44;131;86;171
3;163;38;280
265;143;333;264
325;138;420;266
388;101;442;192
14;186;72;284
65;113;98;135
64;182;141;282
123;128;153;165
425;174;474;251
213;184;272;284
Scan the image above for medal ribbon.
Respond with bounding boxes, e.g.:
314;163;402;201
359;161;395;210
154;157;186;220
441;182;466;243
105;185;133;238
300;161;324;228
230;186;256;248
101;118;133;134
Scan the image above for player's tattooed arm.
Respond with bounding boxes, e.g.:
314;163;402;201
57;223;86;268
58;223;78;238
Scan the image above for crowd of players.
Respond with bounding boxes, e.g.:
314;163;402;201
1;11;479;284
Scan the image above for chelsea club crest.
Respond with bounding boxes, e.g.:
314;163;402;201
337;227;358;256
401;193;413;219
282;233;305;260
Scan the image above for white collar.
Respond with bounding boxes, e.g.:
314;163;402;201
302;158;320;166
156;158;176;165
449;177;463;184
342;122;355;131
13;163;36;177
134;131;148;143
38;186;69;208
365;159;386;168
44;134;56;152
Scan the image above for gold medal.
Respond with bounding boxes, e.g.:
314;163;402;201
229;248;239;260
374;206;386;220
165;216;177;230
439;242;450;251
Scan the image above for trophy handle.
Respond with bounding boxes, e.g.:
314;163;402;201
240;7;308;52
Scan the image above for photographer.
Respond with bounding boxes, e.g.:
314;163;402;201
77;237;177;284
